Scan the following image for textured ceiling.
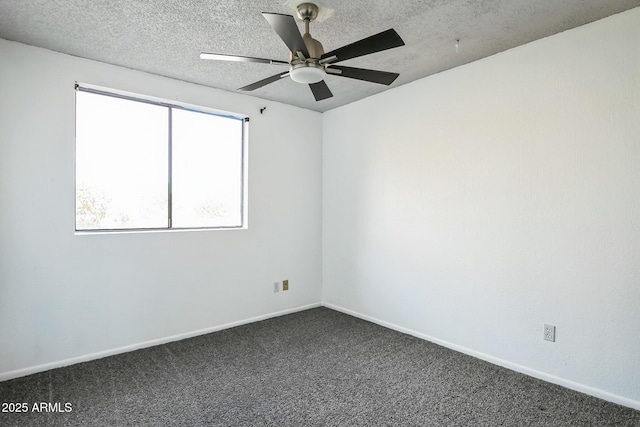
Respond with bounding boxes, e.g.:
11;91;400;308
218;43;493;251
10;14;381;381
1;1;638;112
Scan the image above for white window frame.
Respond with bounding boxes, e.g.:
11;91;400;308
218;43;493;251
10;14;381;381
74;83;249;233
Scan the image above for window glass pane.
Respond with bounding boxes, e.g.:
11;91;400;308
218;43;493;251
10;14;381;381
171;109;243;228
75;91;168;230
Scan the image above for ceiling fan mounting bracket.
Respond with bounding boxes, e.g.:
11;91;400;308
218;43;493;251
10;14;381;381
297;3;319;22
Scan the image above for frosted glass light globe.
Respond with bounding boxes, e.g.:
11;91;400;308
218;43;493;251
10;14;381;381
290;66;326;84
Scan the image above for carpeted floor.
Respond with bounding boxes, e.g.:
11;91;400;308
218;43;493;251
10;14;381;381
1;307;638;426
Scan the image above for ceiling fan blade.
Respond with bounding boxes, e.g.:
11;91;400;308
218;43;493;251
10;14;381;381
321;29;404;63
328;65;399;85
262;13;309;57
309;80;333;101
238;72;289;91
200;52;288;65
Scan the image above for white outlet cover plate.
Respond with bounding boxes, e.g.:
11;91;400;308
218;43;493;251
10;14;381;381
544;324;556;342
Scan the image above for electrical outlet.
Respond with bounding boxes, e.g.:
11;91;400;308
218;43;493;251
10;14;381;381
544;324;556;342
273;281;280;293
283;280;289;291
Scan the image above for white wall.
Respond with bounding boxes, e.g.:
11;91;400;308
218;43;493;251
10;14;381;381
0;39;323;378
323;8;640;408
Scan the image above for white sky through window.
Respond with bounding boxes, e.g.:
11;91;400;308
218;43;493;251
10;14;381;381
75;90;244;230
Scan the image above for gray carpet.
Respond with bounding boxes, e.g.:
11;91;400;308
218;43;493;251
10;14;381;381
1;307;638;426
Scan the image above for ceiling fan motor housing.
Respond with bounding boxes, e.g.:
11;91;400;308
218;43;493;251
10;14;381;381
302;33;324;59
289;36;325;83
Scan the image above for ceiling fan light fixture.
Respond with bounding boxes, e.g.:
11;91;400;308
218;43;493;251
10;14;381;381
290;65;326;84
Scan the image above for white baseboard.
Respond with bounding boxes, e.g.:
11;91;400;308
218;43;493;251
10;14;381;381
0;303;321;382
323;302;640;412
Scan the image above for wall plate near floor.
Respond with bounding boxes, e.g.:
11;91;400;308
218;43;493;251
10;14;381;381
283;280;289;291
273;281;280;293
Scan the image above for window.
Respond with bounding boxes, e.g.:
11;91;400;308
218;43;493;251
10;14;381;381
75;85;247;231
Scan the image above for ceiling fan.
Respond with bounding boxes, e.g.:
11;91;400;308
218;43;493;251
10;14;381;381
200;2;405;101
